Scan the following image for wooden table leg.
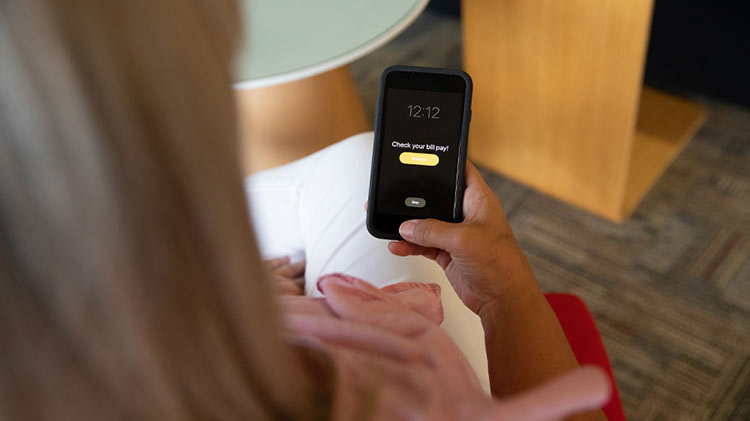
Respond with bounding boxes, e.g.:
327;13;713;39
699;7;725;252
462;0;705;221
236;65;370;175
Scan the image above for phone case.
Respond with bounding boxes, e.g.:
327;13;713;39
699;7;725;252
366;65;473;240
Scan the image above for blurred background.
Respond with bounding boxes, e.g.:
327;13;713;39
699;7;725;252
349;2;750;419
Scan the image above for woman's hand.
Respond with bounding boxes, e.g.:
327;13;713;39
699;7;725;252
388;162;539;316
388;164;607;420
265;256;306;296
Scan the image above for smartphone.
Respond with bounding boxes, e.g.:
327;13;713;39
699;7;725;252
366;65;473;240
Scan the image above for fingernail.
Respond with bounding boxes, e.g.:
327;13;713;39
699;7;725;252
399;221;416;239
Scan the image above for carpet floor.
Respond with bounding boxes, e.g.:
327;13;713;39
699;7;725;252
351;11;750;420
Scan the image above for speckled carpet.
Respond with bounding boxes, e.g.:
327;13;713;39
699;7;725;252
351;11;750;420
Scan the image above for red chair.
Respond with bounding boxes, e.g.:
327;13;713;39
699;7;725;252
545;293;626;421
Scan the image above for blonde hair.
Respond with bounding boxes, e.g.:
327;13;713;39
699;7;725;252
0;1;324;419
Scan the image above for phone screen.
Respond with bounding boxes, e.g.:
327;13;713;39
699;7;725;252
378;87;464;220
368;69;470;238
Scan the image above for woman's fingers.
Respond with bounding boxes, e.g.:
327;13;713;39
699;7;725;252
387;241;440;260
464;161;486;189
266;256;306;279
264;255;290;270
490;365;611;421
275;276;304;296
291;276;305;288
388;241;416;256
264;257;305;295
275;259;306;278
398;218;465;252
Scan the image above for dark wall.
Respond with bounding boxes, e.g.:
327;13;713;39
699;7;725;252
428;0;750;108
644;0;750;108
427;0;461;16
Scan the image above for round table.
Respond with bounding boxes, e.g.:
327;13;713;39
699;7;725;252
234;0;429;173
234;0;428;89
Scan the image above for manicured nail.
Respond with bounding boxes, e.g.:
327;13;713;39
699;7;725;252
399;221;416;239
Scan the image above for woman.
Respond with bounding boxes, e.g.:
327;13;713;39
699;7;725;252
0;0;609;419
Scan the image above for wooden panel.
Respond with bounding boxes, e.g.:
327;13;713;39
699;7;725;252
463;0;655;220
622;88;707;219
236;66;369;175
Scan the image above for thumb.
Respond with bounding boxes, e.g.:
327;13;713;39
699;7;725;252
399;219;463;251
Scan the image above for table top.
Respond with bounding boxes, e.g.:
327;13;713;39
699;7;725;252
234;0;429;89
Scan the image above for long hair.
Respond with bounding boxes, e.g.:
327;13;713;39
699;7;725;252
0;1;322;419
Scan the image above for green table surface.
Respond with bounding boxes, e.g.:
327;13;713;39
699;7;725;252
234;0;428;89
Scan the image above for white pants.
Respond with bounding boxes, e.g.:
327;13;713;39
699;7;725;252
245;132;489;392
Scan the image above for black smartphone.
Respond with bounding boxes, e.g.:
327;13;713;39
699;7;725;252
366;65;473;240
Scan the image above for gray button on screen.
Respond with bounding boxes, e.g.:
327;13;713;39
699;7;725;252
405;197;426;208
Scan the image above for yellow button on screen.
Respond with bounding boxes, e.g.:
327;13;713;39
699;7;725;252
399;152;439;166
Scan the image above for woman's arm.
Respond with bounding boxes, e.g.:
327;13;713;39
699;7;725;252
389;162;606;421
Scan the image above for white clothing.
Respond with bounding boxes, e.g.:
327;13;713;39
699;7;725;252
245;132;490;392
